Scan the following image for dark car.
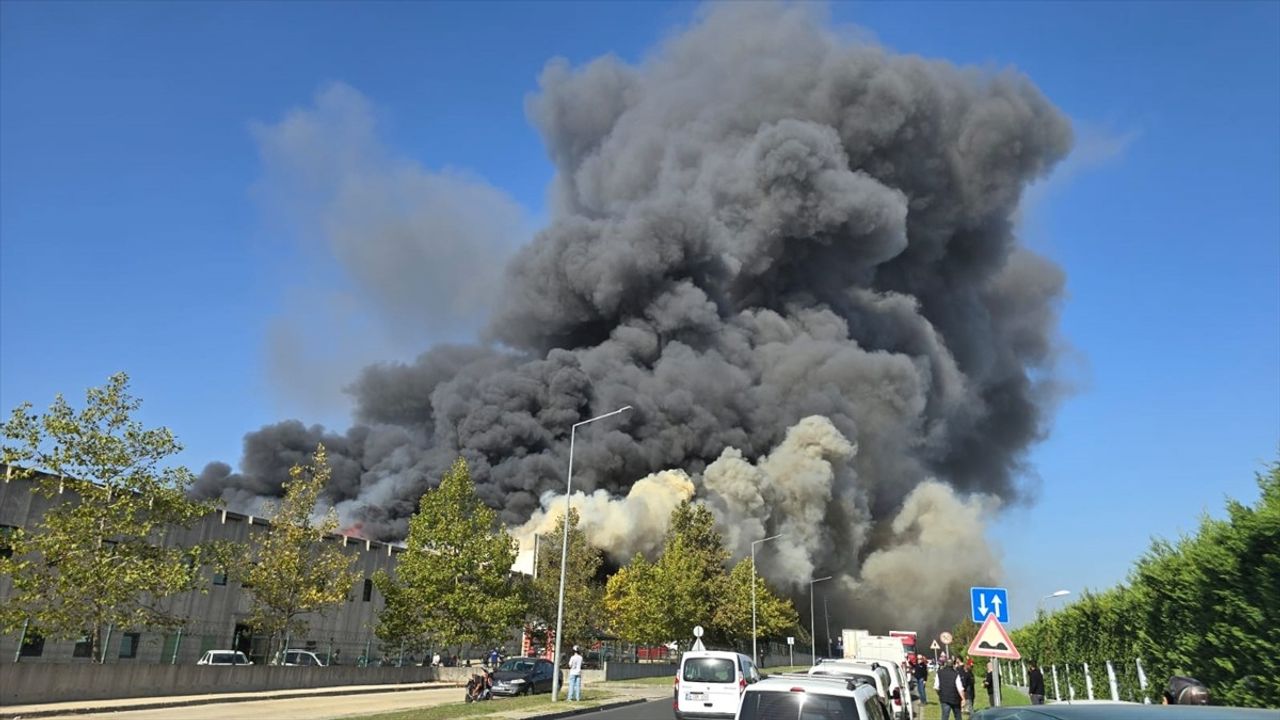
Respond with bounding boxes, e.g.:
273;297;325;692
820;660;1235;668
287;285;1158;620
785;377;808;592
490;656;560;696
974;703;1276;720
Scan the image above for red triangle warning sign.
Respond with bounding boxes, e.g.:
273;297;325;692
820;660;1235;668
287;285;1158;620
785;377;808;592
967;613;1020;660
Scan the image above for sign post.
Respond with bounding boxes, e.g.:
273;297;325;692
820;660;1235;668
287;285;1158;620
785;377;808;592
929;639;940;663
787;636;794;667
967;613;1021;708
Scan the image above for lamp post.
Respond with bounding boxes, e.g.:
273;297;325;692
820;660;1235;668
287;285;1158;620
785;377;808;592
550;405;632;703
751;533;783;665
809;576;832;664
1037;590;1071;670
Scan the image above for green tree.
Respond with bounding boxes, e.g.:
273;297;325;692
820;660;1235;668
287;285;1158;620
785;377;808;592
0;373;212;662
656;501;730;644
604;553;668;645
527;507;605;650
374;458;523;649
712;557;799;643
240;444;359;658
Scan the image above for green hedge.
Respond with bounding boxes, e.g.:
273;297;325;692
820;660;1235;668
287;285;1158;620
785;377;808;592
1012;460;1279;708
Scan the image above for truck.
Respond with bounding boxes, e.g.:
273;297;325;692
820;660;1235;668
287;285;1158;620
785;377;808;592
842;628;908;665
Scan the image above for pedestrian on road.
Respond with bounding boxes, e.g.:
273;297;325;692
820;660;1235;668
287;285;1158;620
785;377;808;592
567;645;584;701
934;658;966;720
1028;662;1045;705
913;657;929;705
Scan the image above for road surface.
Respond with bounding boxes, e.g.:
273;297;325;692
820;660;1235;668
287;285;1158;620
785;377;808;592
22;686;464;720
571;698;671;720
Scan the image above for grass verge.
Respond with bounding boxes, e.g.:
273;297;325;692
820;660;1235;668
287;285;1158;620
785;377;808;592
916;684;1029;720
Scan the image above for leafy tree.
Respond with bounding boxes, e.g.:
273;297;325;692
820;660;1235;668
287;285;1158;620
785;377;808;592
241;444;359;658
0;373;212;662
527;507;605;650
604;553;668;645
656;501;730;644
949;618;979;661
712;557;799;643
374;458;523;649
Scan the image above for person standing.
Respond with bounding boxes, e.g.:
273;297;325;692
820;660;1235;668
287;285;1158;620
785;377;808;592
914;657;930;705
1028;662;1046;705
984;667;995;708
567;645;584;701
961;659;976;714
934;658;966;720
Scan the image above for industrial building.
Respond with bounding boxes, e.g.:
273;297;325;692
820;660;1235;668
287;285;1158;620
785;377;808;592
0;468;405;665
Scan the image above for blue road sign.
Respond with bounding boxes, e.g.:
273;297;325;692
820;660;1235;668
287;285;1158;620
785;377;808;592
970;586;1009;624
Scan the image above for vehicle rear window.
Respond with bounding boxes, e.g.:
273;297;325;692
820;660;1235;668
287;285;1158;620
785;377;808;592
738;691;859;720
682;657;736;683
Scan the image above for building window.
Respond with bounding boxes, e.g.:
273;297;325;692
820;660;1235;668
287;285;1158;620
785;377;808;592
213;570;227;586
363;578;373;602
73;635;93;658
19;632;44;657
119;632;140;659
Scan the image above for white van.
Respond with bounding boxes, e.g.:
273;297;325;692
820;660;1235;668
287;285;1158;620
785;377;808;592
674;650;760;719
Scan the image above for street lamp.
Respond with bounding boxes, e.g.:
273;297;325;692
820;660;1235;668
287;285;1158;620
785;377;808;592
550;405;632;703
810;576;832;664
1037;590;1071;668
751;533;783;665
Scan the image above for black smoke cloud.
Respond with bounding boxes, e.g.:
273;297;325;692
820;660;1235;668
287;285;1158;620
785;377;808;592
196;3;1071;630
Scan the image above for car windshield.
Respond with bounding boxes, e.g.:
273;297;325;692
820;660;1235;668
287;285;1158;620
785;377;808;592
683;657;735;683
739;691;860;720
498;659;536;673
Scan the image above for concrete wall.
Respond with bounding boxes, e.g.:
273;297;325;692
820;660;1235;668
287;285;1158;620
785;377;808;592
604;661;677;681
0;663;475;706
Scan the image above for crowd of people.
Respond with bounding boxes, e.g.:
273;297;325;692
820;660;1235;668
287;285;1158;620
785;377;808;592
904;653;1209;713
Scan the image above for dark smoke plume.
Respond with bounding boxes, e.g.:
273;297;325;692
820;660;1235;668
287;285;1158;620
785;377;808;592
196;3;1072;634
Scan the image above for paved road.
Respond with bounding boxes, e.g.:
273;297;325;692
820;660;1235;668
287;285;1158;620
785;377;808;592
25;686;465;720
569;698;671;720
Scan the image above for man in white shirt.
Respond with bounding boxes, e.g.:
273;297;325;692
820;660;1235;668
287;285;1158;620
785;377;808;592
567;645;584;701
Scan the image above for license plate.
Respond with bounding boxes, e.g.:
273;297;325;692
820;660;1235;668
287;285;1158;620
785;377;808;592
686;692;706;700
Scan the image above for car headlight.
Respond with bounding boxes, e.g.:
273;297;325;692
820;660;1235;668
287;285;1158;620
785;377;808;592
510;679;527;684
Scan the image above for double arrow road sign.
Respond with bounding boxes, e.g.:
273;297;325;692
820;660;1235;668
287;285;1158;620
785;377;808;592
970;586;1009;624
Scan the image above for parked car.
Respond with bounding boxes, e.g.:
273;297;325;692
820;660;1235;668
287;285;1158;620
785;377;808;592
674;650;761;719
808;660;896;718
280;649;327;666
736;674;891;720
490;656;560;696
196;650;252;665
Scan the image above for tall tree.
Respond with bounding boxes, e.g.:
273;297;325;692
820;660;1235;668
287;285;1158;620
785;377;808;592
527;507;605;650
0;373;212;662
657;501;730;644
241;444;358;658
604;554;668;646
374;458;523;649
712;557;799;645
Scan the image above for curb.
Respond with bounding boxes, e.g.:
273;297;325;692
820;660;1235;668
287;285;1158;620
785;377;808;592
0;683;458;720
497;696;652;720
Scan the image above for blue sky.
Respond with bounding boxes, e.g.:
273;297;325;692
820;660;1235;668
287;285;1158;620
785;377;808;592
2;1;1277;628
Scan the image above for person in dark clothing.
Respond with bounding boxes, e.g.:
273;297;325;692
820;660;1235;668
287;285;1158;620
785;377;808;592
960;660;976;714
1028;662;1046;705
1163;676;1210;705
934;658;966;720
913;659;929;705
984;668;995;707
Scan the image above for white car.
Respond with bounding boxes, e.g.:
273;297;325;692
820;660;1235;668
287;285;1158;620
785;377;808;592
808;660;896;717
281;649;327;666
845;657;916;720
196;650;252;665
674;650;760;719
736;674;891;720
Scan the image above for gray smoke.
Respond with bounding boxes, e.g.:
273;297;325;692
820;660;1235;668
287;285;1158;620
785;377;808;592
197;3;1071;633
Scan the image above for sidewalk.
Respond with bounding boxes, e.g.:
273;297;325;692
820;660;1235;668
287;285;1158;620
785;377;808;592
0;681;455;719
0;680;671;720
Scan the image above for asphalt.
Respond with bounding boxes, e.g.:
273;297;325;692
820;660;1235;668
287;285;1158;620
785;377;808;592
0;681;672;720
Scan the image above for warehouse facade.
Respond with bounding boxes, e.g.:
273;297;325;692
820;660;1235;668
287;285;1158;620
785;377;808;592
0;468;406;665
